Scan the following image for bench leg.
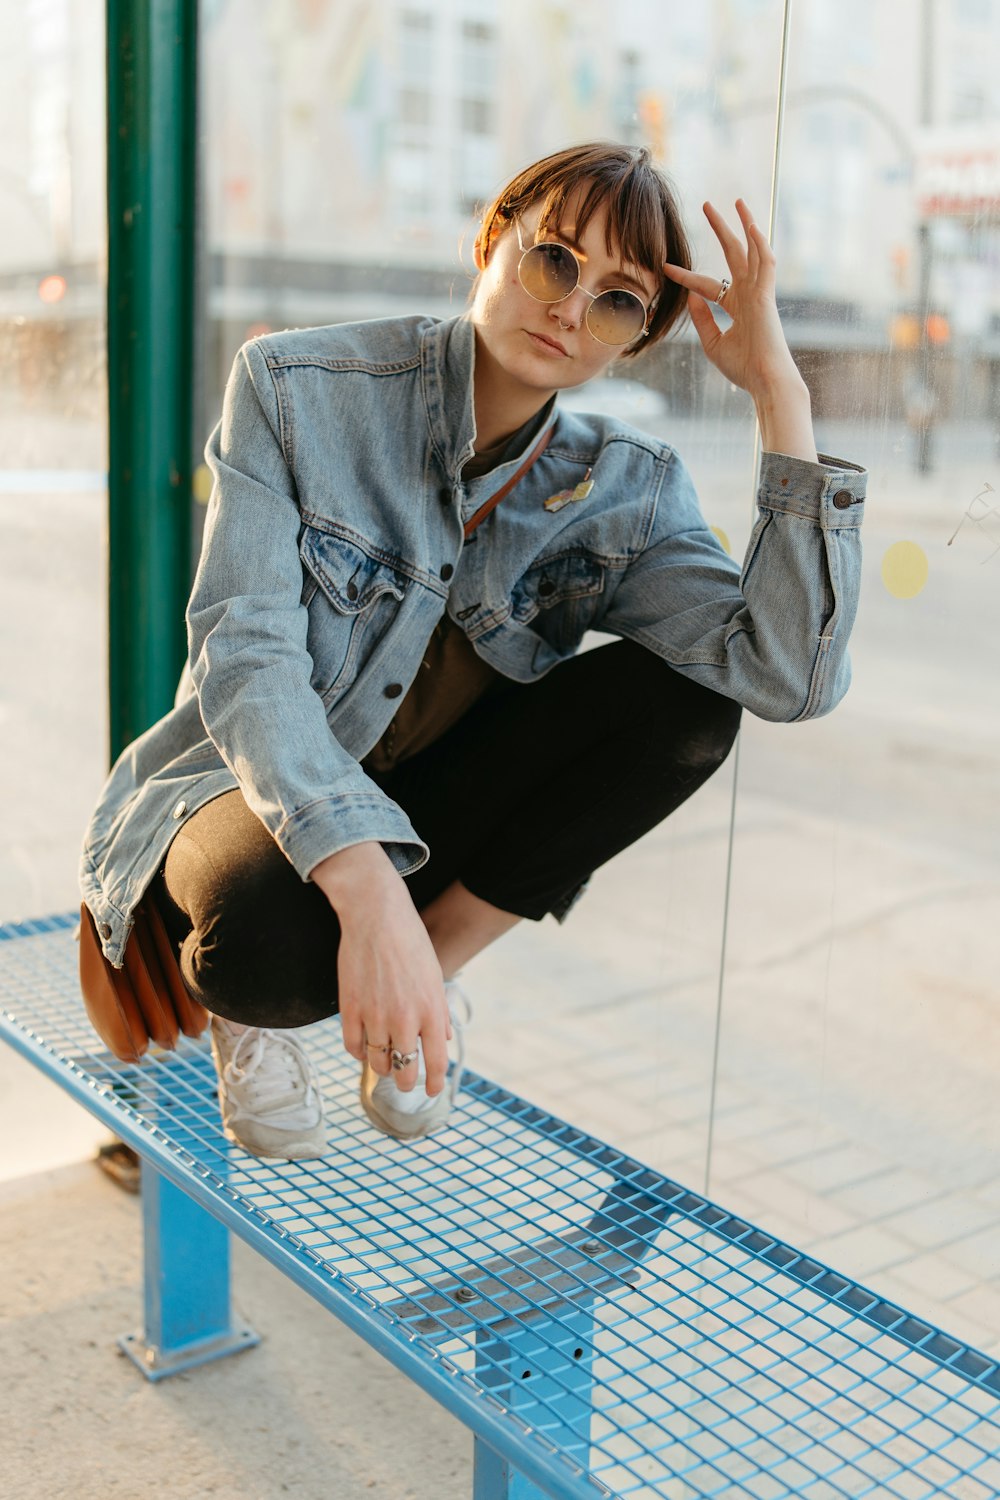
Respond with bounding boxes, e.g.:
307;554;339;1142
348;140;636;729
473;1306;594;1500
118;1160;259;1381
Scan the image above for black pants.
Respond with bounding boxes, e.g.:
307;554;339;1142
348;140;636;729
153;639;741;1028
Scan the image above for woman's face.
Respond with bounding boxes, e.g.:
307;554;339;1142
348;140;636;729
470;190;661;400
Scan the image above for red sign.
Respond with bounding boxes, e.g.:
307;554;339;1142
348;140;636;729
916;130;1000;217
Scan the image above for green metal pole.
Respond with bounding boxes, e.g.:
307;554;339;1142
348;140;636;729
106;0;197;761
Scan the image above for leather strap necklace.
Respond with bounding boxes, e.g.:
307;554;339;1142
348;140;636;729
462;423;554;539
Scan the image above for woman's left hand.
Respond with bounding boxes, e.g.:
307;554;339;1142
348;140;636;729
662;199;803;404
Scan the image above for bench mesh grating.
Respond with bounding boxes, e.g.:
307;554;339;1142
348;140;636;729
2;915;999;1500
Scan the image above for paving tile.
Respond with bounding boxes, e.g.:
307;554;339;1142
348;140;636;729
883;1197;1000;1253
729;1172;860;1240
779;1144;890;1196
971;1179;1000;1212
892;1251;981;1304
655;1154;708;1190
826;1166;942;1221
939;1283;1000;1347
805;1223;918;1279
625;1124;708;1173
706;1101;799;1143
703;1140;762;1186
747;1120;846;1167
939;1228;1000;1282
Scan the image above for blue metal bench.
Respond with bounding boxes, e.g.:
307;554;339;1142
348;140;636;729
3;912;999;1500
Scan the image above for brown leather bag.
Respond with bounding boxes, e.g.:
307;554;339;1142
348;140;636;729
79;898;209;1063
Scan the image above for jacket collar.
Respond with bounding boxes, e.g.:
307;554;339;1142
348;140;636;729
421;313;478;484
420;312;557;486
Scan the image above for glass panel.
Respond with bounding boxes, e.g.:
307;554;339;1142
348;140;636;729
712;0;1000;1355
0;0;108;1175
201;1;998;1358
201;0;790;1182
0;3;107;919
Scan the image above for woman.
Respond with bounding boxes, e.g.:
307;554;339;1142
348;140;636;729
80;142;866;1159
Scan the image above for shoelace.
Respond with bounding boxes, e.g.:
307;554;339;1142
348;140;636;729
222;1025;316;1109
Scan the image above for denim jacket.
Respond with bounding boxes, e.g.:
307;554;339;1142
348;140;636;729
81;312;867;964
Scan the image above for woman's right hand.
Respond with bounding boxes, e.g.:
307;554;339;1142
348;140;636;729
309;842;451;1096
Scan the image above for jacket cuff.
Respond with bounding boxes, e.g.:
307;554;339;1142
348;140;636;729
275;790;429;881
758;452;867;528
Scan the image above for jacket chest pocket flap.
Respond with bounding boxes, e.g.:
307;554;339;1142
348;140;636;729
299;527;408;702
512;552;605;624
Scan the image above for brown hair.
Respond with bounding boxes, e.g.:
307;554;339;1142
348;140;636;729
476;141;691;356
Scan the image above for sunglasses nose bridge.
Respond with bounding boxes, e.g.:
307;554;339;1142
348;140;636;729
550;281;594;329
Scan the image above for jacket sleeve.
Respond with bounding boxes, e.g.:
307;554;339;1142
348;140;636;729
187;340;428;879
602;447;867;722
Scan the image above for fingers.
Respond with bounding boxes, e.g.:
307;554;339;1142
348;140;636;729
378;1014;448;1096
734;199;759;278
340;1003;366;1062
686;292;723;357
670;199;776;302
415;1020;449;1097
702;200;747;279
343;993;450;1094
334;902;451;1098
739;200;776;293
386;1035;420;1092
662;262;731;304
363;1029;394;1077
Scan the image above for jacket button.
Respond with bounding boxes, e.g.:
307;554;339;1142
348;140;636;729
538;578;555;597
832;489;858;509
99;922;112;940
172;800;188;819
440;563;454;581
384;682;403;699
346;581;359;600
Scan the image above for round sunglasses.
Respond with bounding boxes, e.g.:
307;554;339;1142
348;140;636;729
514;219;651;347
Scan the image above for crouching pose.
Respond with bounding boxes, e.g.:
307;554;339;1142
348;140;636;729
80;142;866;1158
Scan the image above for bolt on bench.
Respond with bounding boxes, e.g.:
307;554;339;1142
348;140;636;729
3;912;1000;1500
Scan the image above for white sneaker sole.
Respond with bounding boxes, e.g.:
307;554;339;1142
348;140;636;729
219;1119;328;1160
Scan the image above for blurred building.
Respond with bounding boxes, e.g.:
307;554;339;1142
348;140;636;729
1;0;998;421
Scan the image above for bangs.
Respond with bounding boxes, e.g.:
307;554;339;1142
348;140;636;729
536;173;670;284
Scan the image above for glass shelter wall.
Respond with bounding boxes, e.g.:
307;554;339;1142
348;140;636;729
0;2;107;920
715;0;1000;1356
0;1;109;1177
201;0;1000;1356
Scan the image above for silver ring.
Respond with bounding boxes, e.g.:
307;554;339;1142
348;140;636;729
391;1047;420;1071
715;277;731;305
365;1040;391;1054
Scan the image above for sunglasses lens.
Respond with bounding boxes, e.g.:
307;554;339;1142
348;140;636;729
518;242;579;303
587;289;647;346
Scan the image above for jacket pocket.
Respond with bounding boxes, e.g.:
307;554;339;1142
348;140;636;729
299;527;409;704
512;553;606;620
510;552;606;655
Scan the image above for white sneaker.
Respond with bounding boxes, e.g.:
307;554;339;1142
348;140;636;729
210;1018;326;1160
360;983;469;1141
